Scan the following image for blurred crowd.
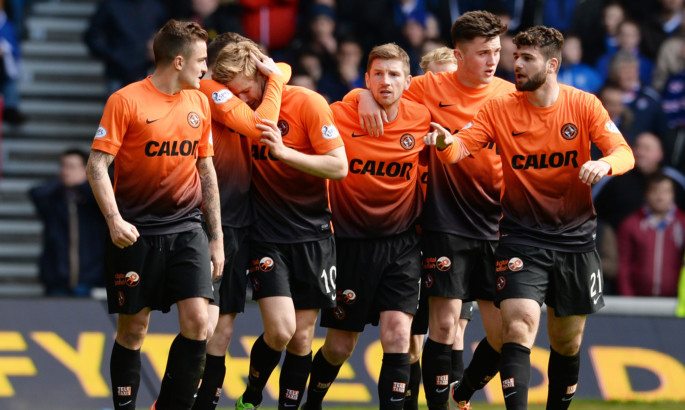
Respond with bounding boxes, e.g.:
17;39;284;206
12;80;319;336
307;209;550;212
21;0;685;301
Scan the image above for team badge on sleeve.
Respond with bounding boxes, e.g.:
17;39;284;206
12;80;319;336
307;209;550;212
94;126;107;139
321;124;339;140
212;89;233;104
605;121;620;134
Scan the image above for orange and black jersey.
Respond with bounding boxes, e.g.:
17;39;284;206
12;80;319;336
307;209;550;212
404;71;515;240
330;98;431;238
250;84;344;243
199;68;288;229
447;84;634;251
91;77;213;235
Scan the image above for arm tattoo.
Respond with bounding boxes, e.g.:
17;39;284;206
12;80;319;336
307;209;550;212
87;150;114;181
197;157;222;240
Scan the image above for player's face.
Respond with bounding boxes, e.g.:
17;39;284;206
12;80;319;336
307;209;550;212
365;58;410;109
179;40;208;90
226;73;267;110
454;36;500;88
425;61;458;74
513;45;548;91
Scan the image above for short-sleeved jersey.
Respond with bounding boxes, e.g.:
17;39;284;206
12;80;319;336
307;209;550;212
91;77;213;235
455;84;634;251
199;69;287;229
404;71;515;240
330;98;431;238
250;85;344;243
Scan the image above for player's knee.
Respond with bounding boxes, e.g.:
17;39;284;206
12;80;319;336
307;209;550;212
503;317;536;343
265;325;295;351
322;337;355;364
550;334;583;356
430;316;456;342
380;327;411;353
179;311;209;340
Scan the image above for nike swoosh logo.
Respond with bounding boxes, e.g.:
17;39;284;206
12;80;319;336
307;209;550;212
593;295;601;304
331;294;337;300
504;391;517;399
146;118;160;124
511;131;527;136
438;102;455;107
283;403;298;407
118;400;133;406
390;397;405;402
561;396;574;401
436;386;449;393
351;133;367;138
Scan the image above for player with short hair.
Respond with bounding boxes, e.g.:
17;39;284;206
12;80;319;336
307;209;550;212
419;46;458;74
86;20;224;410
355;11;515;410
211;40;348;409
192;33;291;410
302;42;431;410
425;26;634;410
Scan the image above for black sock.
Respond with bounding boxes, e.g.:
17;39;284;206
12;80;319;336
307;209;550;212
421;338;451;409
304;349;343;409
278;351;312;409
546;348;580;410
378;353;411;410
242;334;282;406
499;342;530;410
156;334;207;410
110;341;141;410
192;354;226;410
403;360;421;410
450;349;464;383
453;337;500;402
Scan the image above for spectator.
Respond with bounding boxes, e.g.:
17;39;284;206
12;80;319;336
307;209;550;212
577;0;625;66
558;32;603;93
651;32;685;92
543;0;578;33
662;68;685;129
29;149;106;297
0;0;25;124
641;0;684;60
617;172;685;297
596;20;654;86
84;0;168;96
495;32;515;82
608;51;668;141
317;37;364;102
304;3;338;72
186;0;242;42
597;83;635;148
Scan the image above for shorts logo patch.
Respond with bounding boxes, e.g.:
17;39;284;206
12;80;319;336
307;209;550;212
566;383;577;395
125;271;140;287
214;387;222;398
502;377;515;389
117;386;132;397
436;374;449;386
508;257;523;271
278;120;290;136
117;291;125;306
333;306;346;320
342;289;357;304
400;133;415;150
259;257;274;272
285;389;299;400
496;275;506;291
424;273;434;288
321;124;339;140
250;276;261;292
496;259;508;272
392;382;406;393
561;123;578;140
94;125;107;139
187;112;200;128
436;256;451;272
212;89;233;104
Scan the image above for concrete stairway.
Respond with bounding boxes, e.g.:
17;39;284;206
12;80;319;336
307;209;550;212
0;0;103;296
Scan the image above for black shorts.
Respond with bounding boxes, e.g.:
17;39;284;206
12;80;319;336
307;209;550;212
494;243;605;316
210;226;250;314
411;298;475;335
321;230;422;332
249;236;337;310
105;227;213;314
422;231;497;301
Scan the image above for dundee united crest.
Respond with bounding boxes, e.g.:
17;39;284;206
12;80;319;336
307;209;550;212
400;133;415;150
259;257;274;272
278;120;290;136
561;123;578;140
187;112;200;128
125;271;140;287
508;257;523;272
436;256;452;272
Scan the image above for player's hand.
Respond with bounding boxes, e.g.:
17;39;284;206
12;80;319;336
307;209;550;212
106;214;139;249
358;89;387;137
579;160;611;185
252;51;283;77
257;118;288;159
208;236;225;280
424;122;454;150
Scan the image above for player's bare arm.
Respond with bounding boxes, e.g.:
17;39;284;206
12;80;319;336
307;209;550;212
197;156;225;278
256;118;348;180
357;89;388;137
579;160;611;186
86;149;140;249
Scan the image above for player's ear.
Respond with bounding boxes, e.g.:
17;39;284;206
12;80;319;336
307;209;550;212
405;74;412;90
547;57;559;74
173;54;185;71
365;71;370;89
453;48;463;62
